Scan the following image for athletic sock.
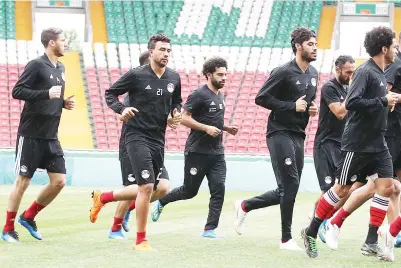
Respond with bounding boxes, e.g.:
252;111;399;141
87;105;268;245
330;208;351;228
241;201;248;213
129;200;136;211
111;217;123;232
370;194;389;227
136;231;146;245
100;191;116;204
3;211;17;232
365;224;379;244
390;216;401;237
307;188;340;238
24;201;45;219
325;207;338;220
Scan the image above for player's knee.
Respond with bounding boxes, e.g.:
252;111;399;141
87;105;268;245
52;177;66;189
392;180;401;195
139;183;154;196
157;180;170;196
183;187;199;199
333;184;349;198
376;181;395;197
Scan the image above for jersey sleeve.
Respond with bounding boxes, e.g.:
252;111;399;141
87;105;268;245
322;84;341;105
171;76;182;114
105;70;136;114
385;62;399;86
255;67;296;111
346;68;388;111
12;60;50;101
183;89;203;113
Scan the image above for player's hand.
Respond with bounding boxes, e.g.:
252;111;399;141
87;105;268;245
205;126;221;137
386;92;398;111
295;95;307;112
308;101;318;117
225;126;239;136
49;86;62;99
63;95;75;110
120;107;139;122
167;109;182;129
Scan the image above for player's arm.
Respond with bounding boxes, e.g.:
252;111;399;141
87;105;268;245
171;77;183;115
181;91;220;136
12;60;49;101
385;63;401;103
323;85;347;120
346;69;389;111
105;71;135;114
255;67;296;111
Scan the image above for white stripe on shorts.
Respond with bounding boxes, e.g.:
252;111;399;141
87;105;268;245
14;136;24;175
339;151;354;185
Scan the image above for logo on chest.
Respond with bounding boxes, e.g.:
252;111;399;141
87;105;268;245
167;83;175;93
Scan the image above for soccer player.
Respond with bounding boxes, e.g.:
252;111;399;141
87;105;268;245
233;27;319;250
150;57;238;238
1;28;75;243
90;34;182;250
301;26;398;261
320;33;401;255
108;51;171;239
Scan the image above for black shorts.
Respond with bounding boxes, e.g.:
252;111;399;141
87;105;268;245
313;141;341;192
335;150;393;185
125;140;164;186
386;136;401;172
120;152;169;186
14;135;66;179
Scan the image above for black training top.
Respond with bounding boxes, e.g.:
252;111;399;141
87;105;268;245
13;54;66;140
384;53;401;138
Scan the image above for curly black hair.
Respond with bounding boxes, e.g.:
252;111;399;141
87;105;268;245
139;51;150;66
335;55;355;68
364;26;395;57
147;33;171;50
202;57;228;79
290;27;316;54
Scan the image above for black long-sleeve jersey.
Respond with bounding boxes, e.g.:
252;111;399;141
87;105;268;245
105;64;182;147
384;53;401;138
255;59;318;137
314;78;347;147
12;54;65;139
342;58;389;153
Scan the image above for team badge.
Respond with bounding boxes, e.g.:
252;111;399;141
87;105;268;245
285;158;292;165
190;167;197;175
141;170;150;179
167;83;174;93
324;176;332;184
128;174;135;182
311;77;316;87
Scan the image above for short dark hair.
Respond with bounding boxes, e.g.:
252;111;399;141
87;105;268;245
139;51;150;66
290;27;316;54
147;33;171;49
364;26;395;57
202;57;228;79
335;55;355;68
41;27;63;48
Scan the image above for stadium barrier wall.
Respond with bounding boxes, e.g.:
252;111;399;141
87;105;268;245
0;149;321;193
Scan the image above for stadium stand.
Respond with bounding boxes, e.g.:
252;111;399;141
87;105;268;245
10;0;400;155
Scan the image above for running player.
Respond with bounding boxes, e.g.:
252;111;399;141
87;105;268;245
89;34;182;250
233;27;319;250
108;51;172;239
301;26;398;261
2;28;75;242
150;57;238;238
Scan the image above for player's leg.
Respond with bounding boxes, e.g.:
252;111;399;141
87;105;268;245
365;151;395;261
151;153;208;222
2;136;42;243
19;139;67;240
110;156;137;239
203;154;226;238
391;151;401;247
233;134;285;236
302;151;365;258
149;167;170;221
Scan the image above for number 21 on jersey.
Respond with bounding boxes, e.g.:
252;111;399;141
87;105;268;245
157;88;163;96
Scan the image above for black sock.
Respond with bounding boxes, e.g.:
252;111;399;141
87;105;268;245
306;217;324;238
365;225;379;244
